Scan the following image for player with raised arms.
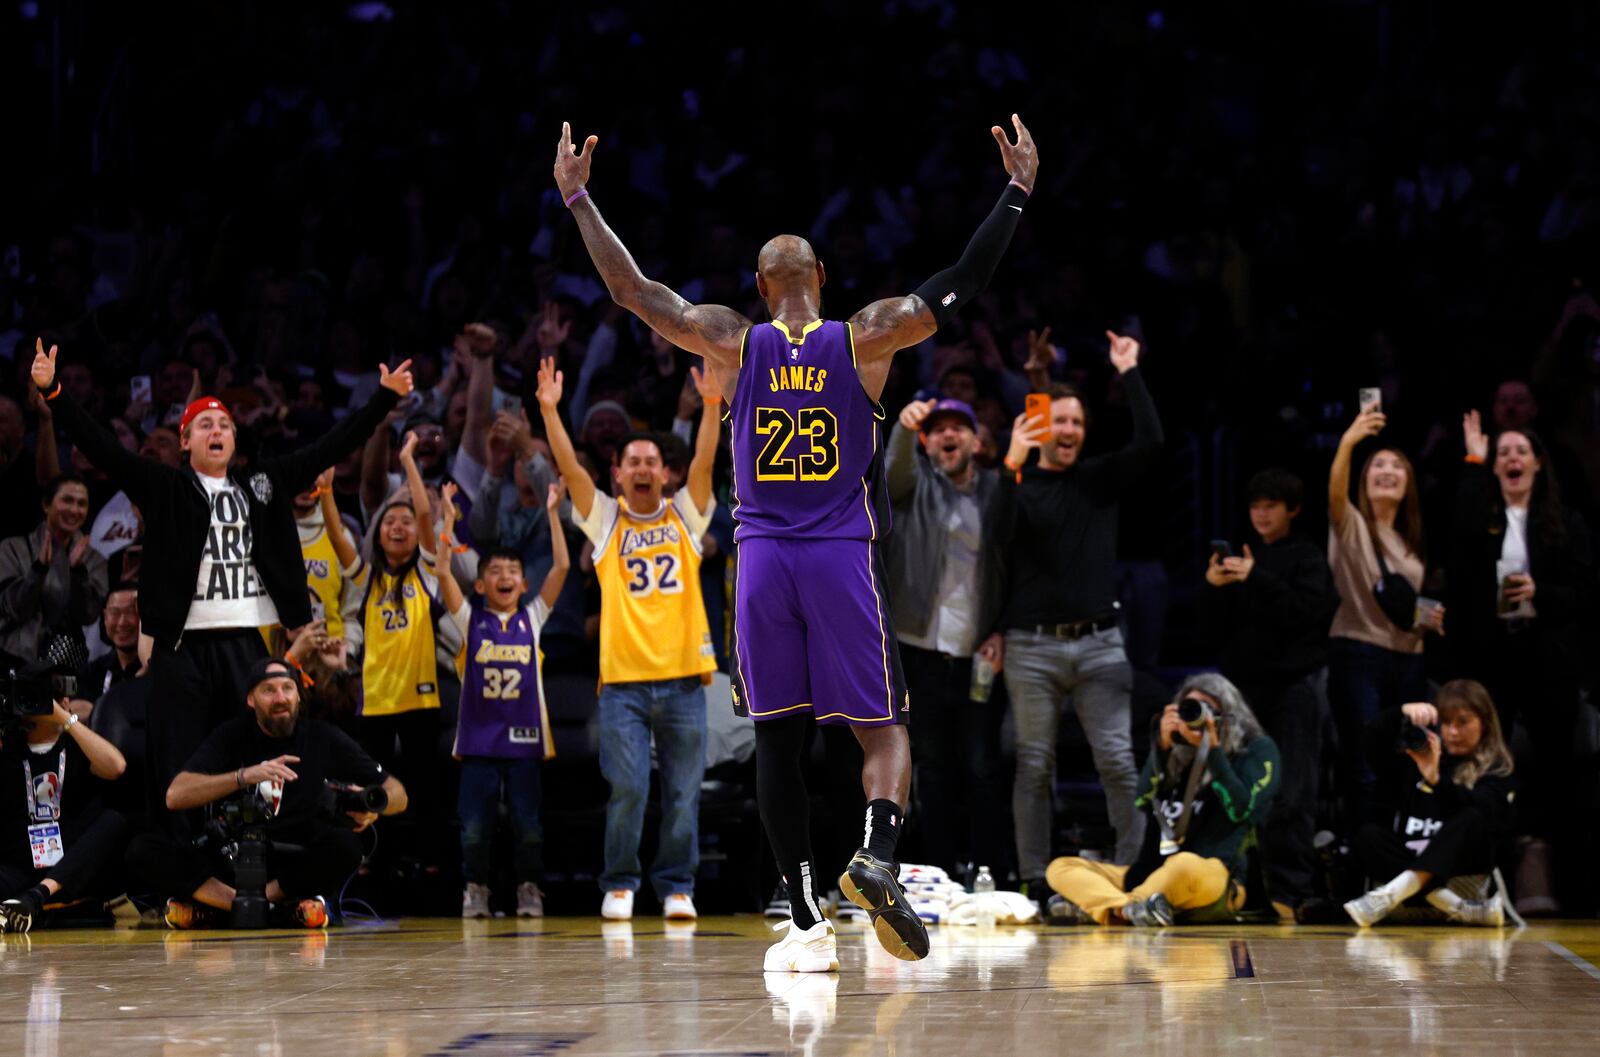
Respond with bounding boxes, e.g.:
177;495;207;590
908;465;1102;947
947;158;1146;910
552;114;1037;971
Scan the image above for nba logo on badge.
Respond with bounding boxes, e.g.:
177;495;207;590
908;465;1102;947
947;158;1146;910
250;472;273;504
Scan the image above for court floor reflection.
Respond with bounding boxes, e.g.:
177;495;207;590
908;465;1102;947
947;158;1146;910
0;917;1596;1057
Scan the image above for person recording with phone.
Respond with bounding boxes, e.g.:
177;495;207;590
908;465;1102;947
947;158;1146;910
885;396;1008;882
1442;410;1593;914
1326;405;1442;827
125;657;408;929
999;332;1162;899
0;690;128;934
1201;468;1337;912
1342;680;1515;928
1045;674;1280;926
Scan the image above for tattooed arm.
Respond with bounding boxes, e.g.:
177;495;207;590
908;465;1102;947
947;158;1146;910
554;123;749;388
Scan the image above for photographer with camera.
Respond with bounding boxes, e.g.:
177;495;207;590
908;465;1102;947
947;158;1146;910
126;658;407;928
0;681;128;933
1342;680;1516;928
1045;674;1280;926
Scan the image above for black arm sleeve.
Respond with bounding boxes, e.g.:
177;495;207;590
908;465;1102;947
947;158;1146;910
912;183;1029;327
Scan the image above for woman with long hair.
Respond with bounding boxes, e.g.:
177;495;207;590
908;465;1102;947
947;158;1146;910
1445;411;1594;913
1045;673;1281;926
1344;679;1516;927
1327;408;1444;825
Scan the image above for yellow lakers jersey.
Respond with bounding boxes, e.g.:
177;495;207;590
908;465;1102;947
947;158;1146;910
356;559;441;716
302;527;345;639
580;489;716;686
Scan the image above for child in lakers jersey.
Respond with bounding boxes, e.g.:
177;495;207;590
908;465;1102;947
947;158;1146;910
436;480;569;918
537;356;720;921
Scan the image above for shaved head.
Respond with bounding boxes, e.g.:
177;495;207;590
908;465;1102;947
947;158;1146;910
758;235;818;285
756;235;824;312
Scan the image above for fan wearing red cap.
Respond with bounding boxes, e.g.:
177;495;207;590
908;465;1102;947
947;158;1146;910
180;397;237;478
29;338;416;841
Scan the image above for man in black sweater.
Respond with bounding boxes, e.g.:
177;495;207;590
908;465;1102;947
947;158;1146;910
999;332;1162;894
1201;468;1337;910
30;340;413;833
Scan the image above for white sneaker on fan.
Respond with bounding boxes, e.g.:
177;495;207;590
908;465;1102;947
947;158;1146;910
601;889;635;920
663;893;698;920
764;919;839;973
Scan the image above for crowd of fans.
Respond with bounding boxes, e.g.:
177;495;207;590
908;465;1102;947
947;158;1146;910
3;3;1600;928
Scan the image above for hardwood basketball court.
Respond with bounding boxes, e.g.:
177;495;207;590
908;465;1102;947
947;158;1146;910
3;916;1598;1055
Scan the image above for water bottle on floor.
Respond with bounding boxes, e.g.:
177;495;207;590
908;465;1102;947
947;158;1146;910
974;865;996;927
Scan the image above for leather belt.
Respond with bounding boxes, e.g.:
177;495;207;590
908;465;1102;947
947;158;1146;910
1030;615;1118;641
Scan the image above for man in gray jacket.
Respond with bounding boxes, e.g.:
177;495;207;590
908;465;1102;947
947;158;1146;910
0;474;108;666
885;397;1009;881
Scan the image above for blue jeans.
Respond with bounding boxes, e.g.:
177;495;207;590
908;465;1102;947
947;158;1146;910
458;757;544;885
1328;637;1426;826
598;676;707;898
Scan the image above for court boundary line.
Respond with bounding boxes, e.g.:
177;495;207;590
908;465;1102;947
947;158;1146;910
1546;941;1600;982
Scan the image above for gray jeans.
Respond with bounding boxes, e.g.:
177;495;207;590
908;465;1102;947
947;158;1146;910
1004;627;1144;877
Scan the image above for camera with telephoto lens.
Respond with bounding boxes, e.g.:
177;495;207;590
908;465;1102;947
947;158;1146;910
205;789;275;928
1177;695;1214;730
320;780;387;828
1398;720;1435;753
0;637;87;730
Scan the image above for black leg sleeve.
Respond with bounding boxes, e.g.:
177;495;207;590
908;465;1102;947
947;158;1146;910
756;713;822;929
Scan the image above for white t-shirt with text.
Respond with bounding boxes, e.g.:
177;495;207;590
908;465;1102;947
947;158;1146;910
186;474;281;630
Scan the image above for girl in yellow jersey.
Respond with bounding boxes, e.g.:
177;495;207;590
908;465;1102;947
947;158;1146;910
537;359;720;921
342;433;461;823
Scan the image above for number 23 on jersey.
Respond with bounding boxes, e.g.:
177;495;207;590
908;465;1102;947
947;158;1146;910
755;406;840;482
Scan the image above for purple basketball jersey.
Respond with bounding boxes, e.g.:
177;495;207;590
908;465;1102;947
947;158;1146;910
453;602;551;759
729;320;888;541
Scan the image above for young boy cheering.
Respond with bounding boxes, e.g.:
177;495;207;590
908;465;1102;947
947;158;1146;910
437;480;570;918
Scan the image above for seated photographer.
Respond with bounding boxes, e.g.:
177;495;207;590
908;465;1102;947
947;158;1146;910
1342;679;1515;928
126;657;407;929
0;689;129;933
1045;674;1280;926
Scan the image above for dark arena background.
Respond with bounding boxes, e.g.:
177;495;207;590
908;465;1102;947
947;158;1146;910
3;2;1600;1055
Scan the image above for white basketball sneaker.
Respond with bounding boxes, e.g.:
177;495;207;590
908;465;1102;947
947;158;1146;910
764;919;840;973
601;889;635;921
663;893;698;920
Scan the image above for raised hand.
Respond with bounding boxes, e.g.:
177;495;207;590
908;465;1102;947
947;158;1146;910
462;322;498;357
1005;410;1051;468
554;121;599;198
990;113;1039;191
32;338;57;390
69;534;91;568
399;430;419;466
1340;407;1387;449
440;481;460;530
315;467;336;493
547;478;568;512
691;362;721;405
1463;409;1488;461
379;358;416;397
898;398;938;432
1024;327;1056;376
1106;330;1141;374
536;357;564;410
536;302;571;353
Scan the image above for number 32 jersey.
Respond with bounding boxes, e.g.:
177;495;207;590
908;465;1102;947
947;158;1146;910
729;320;890;542
576;489;717;686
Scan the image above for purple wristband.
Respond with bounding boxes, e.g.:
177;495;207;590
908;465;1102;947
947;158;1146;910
1008;179;1032;196
564;187;590;208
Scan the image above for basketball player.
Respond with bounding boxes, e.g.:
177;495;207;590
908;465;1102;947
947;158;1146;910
553;115;1038;970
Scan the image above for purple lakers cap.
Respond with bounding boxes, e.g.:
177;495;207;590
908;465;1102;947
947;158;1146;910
921;398;977;432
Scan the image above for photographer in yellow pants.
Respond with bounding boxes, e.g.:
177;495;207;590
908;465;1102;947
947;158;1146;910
1048;673;1280;926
